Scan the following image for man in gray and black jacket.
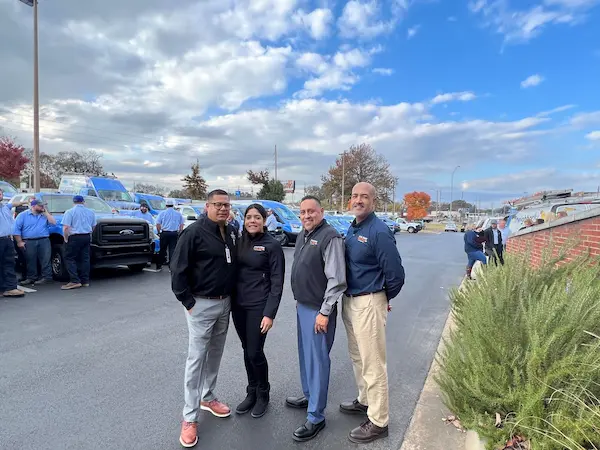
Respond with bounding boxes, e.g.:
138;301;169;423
285;195;347;442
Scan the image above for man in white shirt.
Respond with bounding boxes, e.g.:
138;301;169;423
265;209;278;232
484;220;504;266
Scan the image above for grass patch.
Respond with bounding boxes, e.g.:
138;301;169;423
435;249;600;449
424;222;447;232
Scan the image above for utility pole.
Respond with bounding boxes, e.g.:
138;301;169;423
450;165;460;215
274;145;278;181
340;152;345;212
392;184;396;215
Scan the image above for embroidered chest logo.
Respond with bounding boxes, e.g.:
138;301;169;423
253;245;266;252
310;239;318;246
357;235;368;243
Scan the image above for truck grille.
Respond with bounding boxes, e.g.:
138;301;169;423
98;223;149;245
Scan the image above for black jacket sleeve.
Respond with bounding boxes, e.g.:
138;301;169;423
170;227;196;310
262;240;285;320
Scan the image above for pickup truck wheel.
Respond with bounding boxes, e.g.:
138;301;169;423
408;226;415;233
51;246;69;282
128;264;147;273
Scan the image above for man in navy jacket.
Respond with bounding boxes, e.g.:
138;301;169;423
339;182;405;444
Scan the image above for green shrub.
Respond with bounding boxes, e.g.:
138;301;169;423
436;249;600;449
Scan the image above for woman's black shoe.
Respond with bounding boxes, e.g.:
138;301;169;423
292;420;326;442
235;386;257;414
251;386;270;418
285;395;308;409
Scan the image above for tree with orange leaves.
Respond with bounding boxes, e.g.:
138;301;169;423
403;191;431;220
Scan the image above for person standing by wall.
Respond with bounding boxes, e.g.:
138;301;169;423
484;219;504;266
286;195;346;442
464;224;487;279
233;203;285;419
13;199;56;286
156;200;184;271
339;182;405;444
0;189;26;297
171;189;237;448
61;196;97;290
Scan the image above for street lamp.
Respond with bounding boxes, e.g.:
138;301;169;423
449;165;460;214
19;0;40;192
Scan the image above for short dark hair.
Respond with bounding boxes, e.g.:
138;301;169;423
207;189;229;201
300;195;321;206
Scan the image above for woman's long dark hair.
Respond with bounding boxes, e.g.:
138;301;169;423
239;203;268;251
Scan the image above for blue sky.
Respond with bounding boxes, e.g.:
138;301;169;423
0;0;599;206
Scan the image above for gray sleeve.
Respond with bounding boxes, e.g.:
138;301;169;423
320;237;347;316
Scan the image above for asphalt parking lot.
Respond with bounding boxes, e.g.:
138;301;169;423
0;231;465;450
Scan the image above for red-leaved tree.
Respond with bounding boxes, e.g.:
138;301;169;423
0;136;29;181
403;191;431;220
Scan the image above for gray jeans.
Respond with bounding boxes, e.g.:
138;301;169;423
183;296;231;422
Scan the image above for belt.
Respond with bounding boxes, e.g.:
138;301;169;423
194;294;229;300
72;233;91;236
0;236;10;240
348;290;384;297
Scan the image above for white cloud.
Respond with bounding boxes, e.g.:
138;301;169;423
373;68;394;75
338;0;410;39
571;111;600;128
586;131;600;141
431;91;477;104
521;74;544;88
407;25;420;39
469;0;599;44
293;8;334;40
537;104;576;116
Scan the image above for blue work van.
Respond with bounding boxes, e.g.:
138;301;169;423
133;193;167;216
59;174;140;212
231;199;302;245
0;180;19;202
12;193;154;280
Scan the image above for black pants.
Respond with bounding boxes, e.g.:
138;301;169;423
488;244;505;266
0;237;18;292
158;231;178;268
232;306;269;390
65;234;91;284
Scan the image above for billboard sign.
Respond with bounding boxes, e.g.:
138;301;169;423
282;180;295;194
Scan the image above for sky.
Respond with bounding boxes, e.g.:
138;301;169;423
0;0;599;207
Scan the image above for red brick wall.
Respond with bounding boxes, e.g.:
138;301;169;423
506;210;600;267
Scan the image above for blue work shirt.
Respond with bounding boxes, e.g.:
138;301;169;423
344;212;405;300
62;204;97;234
132;210;155;225
13;210;51;239
156;207;184;232
0;203;15;238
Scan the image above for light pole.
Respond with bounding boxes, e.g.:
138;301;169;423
449;165;460;214
339;152;345;212
19;0;40;192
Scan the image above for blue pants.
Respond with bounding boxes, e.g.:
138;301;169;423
296;302;337;424
467;251;487;269
66;234;91;284
0;237;18;292
24;238;52;281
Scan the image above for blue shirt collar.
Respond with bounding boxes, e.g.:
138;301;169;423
351;212;376;229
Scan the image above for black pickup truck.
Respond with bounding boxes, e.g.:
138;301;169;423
11;193;154;281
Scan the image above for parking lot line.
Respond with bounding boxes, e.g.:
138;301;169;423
17;286;37;293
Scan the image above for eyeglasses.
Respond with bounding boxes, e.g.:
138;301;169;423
209;202;232;210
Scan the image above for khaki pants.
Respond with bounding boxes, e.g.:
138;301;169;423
342;291;389;427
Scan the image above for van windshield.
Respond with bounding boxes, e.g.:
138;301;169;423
44;196;113;214
98;190;133;202
147;199;166;210
274;206;298;222
0;181;18;194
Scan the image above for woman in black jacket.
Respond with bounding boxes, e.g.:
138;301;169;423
233;203;285;418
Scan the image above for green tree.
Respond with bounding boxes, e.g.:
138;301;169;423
247;169;285;202
168;189;190;198
182;160;208;200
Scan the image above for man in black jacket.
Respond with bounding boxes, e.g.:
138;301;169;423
484;220;504;266
171;189;238;449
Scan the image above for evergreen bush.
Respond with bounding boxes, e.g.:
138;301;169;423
436;248;600;449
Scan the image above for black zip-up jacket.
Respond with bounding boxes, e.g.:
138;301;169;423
235;231;285;319
171;216;238;310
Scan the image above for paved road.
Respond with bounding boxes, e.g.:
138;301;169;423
0;231;465;450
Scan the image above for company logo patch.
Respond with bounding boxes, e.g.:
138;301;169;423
310;239;318;246
357;235;368;243
253;245;266;252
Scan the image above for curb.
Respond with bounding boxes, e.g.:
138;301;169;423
400;275;487;450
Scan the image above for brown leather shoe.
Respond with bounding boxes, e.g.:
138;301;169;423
348;419;389;444
200;399;231;418
61;282;82;290
179;421;198;448
3;289;25;297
